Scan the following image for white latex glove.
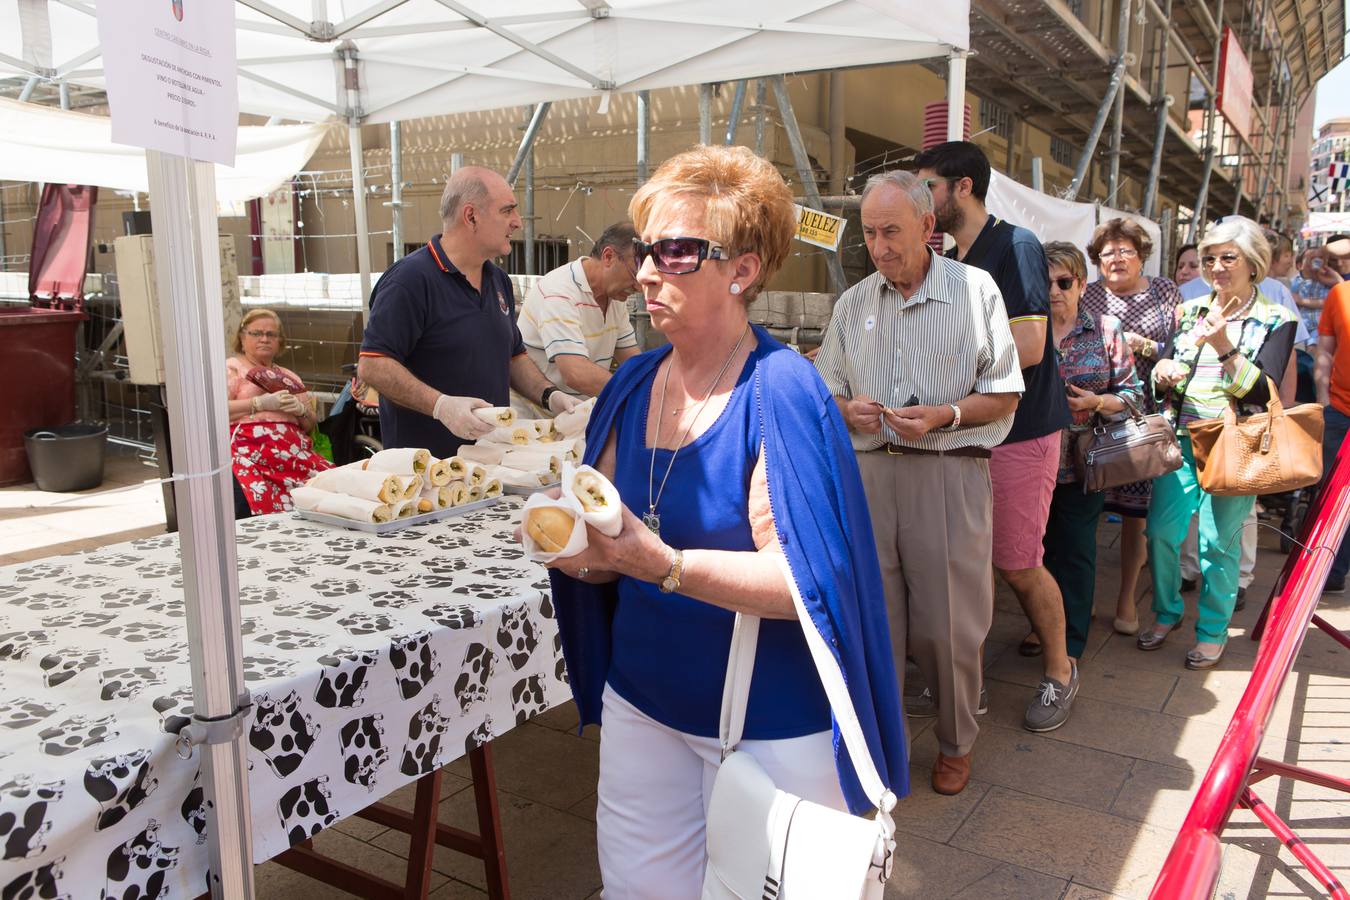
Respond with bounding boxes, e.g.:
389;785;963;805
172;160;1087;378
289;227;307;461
278;393;307;417
255;391;290;413
433;394;494;440
548;390;582;415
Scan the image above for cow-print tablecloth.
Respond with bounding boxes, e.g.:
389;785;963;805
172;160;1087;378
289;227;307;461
0;499;570;900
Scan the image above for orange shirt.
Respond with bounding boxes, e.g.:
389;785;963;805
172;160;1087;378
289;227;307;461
1319;282;1350;415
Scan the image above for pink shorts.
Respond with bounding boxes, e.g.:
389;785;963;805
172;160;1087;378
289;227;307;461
989;431;1061;571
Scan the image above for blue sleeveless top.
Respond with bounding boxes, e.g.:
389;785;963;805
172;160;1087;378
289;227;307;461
606;342;832;740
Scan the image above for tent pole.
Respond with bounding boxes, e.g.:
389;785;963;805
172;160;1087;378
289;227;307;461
58;80;70;109
1142;0;1174;218
1106;0;1131;204
451;153;464;174
390;120;404;261
506;101;551;186
770;75;847;294
829;72;846;194
1031;157;1044;192
341;44;372;323
699;83;713;145
349;121;372;324
144;149;255;900
524;129;535;276
17;76;38;102
753;79;767;155
725;80;747;145
637;90;650;183
946;50;967;142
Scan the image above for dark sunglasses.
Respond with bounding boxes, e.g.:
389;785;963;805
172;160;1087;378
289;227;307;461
1052;276;1077;291
633;237;730;275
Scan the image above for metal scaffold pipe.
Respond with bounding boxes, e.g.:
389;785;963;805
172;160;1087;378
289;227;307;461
699;83;713;145
1142;0;1175;218
506;101;551;187
1106;0;1132;204
1067;61;1126;201
725;80;747;145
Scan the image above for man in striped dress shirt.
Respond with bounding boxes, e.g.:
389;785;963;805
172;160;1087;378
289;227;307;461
515;222;642;416
916;141;1079;736
815;170;1023;796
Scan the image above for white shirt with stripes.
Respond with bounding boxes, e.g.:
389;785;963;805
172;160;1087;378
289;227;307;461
517;259;638;402
816;250;1025;453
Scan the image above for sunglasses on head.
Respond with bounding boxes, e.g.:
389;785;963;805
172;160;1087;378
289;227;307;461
633;237;730;275
1052;276;1077;291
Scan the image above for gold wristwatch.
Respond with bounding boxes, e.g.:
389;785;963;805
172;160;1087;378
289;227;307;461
658;550;685;593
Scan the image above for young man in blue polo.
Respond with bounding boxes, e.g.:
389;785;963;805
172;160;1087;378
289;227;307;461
358;166;579;457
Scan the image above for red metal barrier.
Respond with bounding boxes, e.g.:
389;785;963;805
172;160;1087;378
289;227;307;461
1151;446;1350;900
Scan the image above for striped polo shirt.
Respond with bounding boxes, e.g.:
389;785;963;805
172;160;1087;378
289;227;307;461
816;249;1025;452
517;260;637;401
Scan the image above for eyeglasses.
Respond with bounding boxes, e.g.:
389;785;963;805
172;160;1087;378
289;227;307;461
1052;276;1078;291
244;330;281;340
1099;247;1139;261
632;237;730;275
1200;252;1242;269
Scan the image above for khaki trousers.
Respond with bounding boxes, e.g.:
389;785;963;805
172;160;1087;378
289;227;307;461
857;451;994;758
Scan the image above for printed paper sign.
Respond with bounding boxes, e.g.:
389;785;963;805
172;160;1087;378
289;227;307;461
97;0;239;166
794;204;846;251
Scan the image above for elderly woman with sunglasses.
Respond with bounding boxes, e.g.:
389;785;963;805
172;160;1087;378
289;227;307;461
541;145;907;894
1079;218;1184;634
226;308;331;517
1041;242;1144;661
1142;217;1298;669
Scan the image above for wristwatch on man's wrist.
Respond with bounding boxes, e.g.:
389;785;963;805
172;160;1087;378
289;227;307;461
540;386;558;408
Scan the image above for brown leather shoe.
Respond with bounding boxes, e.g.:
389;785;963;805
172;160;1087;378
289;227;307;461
931;752;971;795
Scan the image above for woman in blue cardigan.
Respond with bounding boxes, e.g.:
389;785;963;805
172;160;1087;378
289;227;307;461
541;145;907;897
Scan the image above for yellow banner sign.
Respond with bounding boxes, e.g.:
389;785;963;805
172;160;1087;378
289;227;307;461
794;204;846;251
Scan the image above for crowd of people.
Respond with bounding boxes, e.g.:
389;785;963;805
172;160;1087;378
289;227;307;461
218;138;1346;895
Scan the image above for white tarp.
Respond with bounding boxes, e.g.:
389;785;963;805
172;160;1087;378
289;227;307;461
1;0;969;125
0;97;327;204
987;170;1162;279
1302;212;1350;237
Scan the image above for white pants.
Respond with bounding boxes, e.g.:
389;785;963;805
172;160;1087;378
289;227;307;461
596;685;844;900
1180;506;1257;589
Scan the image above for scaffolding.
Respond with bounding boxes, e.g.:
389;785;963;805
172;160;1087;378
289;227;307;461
964;0;1345;236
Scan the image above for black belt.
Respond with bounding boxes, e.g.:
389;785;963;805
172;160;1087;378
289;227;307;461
871;443;992;459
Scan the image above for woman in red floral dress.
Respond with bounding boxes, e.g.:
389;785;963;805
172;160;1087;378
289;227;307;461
226;308;332;516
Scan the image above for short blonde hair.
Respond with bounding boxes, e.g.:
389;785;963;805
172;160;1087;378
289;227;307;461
233;308;285;354
1087;217;1154;266
1198;216;1271;285
1043;241;1087;283
629;145;795;301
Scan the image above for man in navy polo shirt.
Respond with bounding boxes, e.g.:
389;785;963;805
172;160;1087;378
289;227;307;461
358;166;579;457
916;141;1078;734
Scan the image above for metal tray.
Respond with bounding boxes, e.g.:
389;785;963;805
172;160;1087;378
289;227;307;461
502;481;560;496
294;497;500;534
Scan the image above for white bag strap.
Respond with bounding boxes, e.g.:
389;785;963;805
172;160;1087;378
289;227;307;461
718;612;759;758
716;556;897;819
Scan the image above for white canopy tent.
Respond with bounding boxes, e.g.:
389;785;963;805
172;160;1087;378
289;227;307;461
1;2;971;897
0;97;327;204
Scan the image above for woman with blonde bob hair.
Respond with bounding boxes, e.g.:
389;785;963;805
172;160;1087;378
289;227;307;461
542;145;908;894
1141;217;1297;668
226;307;331;516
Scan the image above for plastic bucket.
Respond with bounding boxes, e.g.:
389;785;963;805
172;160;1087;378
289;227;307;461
22;423;108;493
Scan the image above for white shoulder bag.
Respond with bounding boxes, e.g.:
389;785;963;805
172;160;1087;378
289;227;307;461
701;556;897;900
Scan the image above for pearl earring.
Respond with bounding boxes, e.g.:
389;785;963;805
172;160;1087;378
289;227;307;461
729;283;742;295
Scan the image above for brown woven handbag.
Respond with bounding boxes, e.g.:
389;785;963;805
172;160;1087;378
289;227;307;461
1185;377;1325;496
1072;394;1183;492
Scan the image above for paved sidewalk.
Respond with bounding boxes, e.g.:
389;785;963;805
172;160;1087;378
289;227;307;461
2;472;1346;899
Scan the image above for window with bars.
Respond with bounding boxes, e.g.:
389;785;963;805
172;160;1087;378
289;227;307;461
505;238;570;277
979;100;1012;141
1050;136;1076;168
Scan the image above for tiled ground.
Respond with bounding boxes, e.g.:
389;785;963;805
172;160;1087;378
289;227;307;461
3;461;1347;899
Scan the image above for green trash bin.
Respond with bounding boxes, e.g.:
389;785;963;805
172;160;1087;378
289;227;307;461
23;423;108;493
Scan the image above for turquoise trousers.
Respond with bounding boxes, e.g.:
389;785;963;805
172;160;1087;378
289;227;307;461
1146;434;1255;644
